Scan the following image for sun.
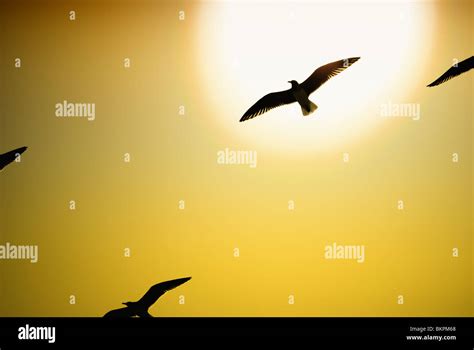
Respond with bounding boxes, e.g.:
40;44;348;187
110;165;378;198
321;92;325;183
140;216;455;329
195;1;435;156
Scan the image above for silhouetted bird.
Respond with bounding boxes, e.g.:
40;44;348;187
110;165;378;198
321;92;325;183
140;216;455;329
427;56;474;87
0;147;27;171
240;57;360;122
104;277;191;318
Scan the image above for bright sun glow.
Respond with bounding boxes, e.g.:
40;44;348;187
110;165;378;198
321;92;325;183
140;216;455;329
196;1;435;156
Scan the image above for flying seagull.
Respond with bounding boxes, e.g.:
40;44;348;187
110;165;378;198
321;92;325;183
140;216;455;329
0;146;27;171
240;57;360;122
427;56;474;87
103;277;191;318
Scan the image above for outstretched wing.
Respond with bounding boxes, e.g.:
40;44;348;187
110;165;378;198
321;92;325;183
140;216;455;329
0;146;27;171
300;57;360;95
240;89;296;122
427;56;474;87
103;307;136;318
137;277;191;308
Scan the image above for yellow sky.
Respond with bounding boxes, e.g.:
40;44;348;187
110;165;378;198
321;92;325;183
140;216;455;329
0;0;472;316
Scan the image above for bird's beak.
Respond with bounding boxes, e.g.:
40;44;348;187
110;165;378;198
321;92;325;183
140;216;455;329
288;81;291;83
122;302;127;306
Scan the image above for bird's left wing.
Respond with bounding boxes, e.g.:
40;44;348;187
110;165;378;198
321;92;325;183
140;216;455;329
137;277;191;308
300;57;360;95
240;89;296;122
103;307;136;318
0;146;27;171
427;56;474;87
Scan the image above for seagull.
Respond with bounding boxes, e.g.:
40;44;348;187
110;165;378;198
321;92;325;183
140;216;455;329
240;57;360;122
427;56;474;87
103;277;191;318
0;146;27;171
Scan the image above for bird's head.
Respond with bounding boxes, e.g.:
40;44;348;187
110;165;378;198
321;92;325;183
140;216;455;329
288;80;299;88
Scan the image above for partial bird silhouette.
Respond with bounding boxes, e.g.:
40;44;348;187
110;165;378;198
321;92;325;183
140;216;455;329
104;277;191;318
240;57;360;122
427;56;474;87
0;146;27;171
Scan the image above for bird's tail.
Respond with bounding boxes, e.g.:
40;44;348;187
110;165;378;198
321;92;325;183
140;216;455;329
302;100;318;116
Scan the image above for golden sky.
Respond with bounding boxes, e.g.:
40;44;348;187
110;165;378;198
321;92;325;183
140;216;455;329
0;0;472;316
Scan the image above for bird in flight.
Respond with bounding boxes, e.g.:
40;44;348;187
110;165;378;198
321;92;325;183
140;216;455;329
104;277;191;318
240;57;360;122
0;146;27;172
427;56;474;87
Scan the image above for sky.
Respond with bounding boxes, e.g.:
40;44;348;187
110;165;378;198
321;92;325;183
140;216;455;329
0;0;472;316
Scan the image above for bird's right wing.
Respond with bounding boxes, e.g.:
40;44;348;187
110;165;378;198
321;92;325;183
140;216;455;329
137;277;192;308
427;56;474;87
103;307;136;318
240;89;296;122
0;146;27;171
300;57;360;95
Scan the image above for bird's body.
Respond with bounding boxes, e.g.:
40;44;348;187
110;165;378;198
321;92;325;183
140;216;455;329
104;277;191;318
240;57;360;122
103;305;144;318
290;81;318;116
0;146;28;171
427;56;474;87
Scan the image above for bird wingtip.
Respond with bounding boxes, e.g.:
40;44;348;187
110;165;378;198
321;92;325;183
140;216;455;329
345;57;360;65
11;146;28;154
